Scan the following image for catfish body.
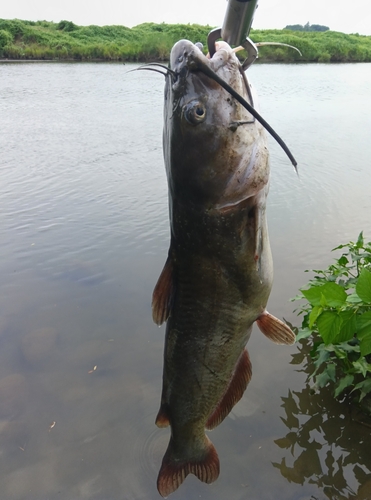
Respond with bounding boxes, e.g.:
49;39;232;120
152;40;295;497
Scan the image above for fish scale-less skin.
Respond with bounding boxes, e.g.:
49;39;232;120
154;40;281;496
162;198;272;432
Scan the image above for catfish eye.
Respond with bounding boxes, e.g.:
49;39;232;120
183;100;206;125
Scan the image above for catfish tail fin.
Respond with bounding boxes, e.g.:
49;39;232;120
157;435;219;497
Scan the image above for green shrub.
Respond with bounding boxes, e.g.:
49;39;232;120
0;29;12;49
57;20;78;32
0;19;371;62
2;44;24;58
0;19;25;39
293;233;371;403
318;51;331;62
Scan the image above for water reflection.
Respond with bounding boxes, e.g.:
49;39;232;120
274;338;371;500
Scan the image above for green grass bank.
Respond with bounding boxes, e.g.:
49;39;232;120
1;19;371;62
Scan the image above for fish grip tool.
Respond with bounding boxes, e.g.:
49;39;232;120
206;0;298;169
132;3;298;169
207;0;259;69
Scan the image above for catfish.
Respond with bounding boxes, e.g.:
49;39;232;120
150;40;295;497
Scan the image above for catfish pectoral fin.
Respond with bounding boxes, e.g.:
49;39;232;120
256;311;296;345
157;435;219;497
152;255;174;326
206;348;252;430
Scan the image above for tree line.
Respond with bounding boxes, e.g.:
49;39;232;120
285;22;329;32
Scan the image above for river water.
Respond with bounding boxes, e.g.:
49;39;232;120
0;60;371;500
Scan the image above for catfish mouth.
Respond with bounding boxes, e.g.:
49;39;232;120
169;39;237;84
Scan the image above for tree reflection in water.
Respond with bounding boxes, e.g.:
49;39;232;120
273;338;371;500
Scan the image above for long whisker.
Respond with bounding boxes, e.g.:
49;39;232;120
125;64;175;78
233;42;302;57
135;67;170;77
256;42;302;57
193;59;298;171
138;63;176;77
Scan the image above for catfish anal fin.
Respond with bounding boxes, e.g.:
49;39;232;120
155;403;170;428
152;255;174;326
206;348;252;430
256;310;296;345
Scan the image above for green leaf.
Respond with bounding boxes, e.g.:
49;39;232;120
358;323;371;338
356;268;371;303
347;293;362;304
301;286;323;306
315;371;330;388
333;346;347;359
309;306;323;329
301;283;347;308
327;362;336;382
312;344;331;372
332;243;348;251
352;359;371;377
316;311;342;344
320;282;347;307
358;331;371;356
357;311;371;332
337;310;356;342
334;374;354;398
296;328;312;341
356;231;364;248
352;378;371;401
336;341;360;354
338;255;348;266
290;294;304;302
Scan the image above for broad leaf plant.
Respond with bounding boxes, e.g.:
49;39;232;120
294;233;371;402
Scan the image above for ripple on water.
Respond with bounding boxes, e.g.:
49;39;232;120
124;411;169;498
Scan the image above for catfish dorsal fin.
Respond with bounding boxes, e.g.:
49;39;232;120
206;348;252;430
256;310;296;345
157;435;219;497
152;255;174;326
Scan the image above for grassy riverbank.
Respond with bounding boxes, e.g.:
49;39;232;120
1;18;371;62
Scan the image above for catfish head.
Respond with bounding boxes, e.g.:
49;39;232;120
163;39;270;212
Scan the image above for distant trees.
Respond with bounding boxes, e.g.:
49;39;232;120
57;20;78;32
285;22;329;32
0;29;12;50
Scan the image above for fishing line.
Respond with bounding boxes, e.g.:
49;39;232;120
195;60;298;171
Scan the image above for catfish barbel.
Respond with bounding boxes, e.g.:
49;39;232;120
140;39;296;497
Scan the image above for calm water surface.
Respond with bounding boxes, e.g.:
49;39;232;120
1;61;371;500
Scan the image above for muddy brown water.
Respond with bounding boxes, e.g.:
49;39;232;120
1;61;371;499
